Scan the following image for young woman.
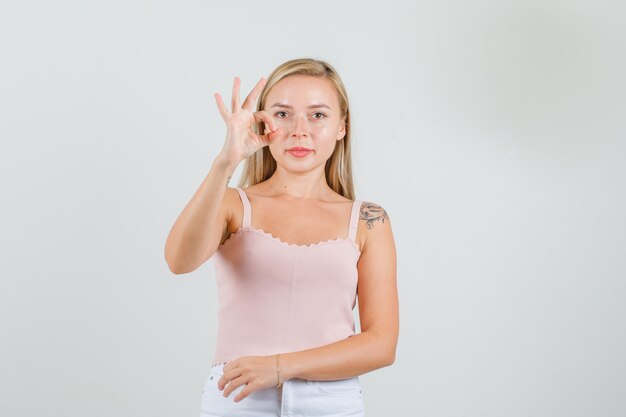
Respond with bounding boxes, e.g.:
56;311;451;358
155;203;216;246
165;57;398;416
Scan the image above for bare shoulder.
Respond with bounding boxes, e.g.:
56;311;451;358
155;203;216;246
357;201;393;252
360;201;390;230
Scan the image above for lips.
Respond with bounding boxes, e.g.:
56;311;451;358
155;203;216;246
286;147;313;158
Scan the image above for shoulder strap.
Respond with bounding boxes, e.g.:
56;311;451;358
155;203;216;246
347;200;362;242
234;187;251;229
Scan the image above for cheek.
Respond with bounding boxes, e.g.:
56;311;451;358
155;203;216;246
314;125;332;135
310;124;339;141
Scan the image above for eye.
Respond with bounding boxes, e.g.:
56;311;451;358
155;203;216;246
312;112;326;119
274;111;288;118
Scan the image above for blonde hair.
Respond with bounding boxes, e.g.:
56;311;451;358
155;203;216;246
236;57;356;200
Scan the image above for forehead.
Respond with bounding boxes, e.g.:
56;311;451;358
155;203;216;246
265;75;339;109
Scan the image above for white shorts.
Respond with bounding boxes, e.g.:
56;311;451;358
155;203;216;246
199;362;366;417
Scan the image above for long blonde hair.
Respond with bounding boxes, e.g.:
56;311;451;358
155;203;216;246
236;58;356;200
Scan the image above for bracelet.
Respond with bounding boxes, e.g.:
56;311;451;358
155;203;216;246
275;354;282;388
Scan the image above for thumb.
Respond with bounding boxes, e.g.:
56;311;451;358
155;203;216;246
261;126;281;144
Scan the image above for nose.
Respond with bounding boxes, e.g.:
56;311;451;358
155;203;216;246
290;113;309;138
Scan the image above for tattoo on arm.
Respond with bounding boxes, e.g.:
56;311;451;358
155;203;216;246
360;202;389;229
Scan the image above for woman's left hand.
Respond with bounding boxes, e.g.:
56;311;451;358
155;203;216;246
217;355;281;402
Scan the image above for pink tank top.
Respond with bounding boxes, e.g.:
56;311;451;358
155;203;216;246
210;187;363;366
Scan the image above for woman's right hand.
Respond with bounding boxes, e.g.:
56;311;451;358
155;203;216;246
214;76;281;165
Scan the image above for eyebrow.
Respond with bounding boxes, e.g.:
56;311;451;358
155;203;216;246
269;102;332;110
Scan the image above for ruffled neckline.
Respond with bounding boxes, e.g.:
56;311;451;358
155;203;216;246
219;227;361;254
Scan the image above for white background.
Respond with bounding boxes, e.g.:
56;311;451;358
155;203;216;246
1;0;625;416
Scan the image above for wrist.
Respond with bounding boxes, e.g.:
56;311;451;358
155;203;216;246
213;155;239;171
278;352;298;381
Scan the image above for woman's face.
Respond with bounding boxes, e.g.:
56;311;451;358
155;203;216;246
263;74;346;172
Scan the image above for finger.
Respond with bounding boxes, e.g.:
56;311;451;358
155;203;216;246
223;377;246;398
231;76;241;113
262;123;281;139
253;110;277;131
257;131;269;145
259;110;277;130
218;366;241;391
234;384;253;403
242;77;266;111
259;127;280;145
221;379;233;396
222;382;232;397
214;93;229;120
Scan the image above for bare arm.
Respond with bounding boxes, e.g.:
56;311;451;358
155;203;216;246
164;75;280;274
281;202;398;380
164;156;239;274
280;329;393;382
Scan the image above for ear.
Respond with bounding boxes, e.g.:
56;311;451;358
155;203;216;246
337;115;346;141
